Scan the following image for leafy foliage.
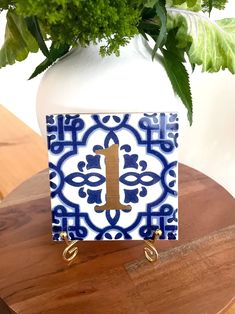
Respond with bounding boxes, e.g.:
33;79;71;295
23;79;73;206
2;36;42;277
202;0;228;12
166;0;202;11
167;0;229;12
0;0;234;124
16;0;141;56
0;10;38;67
167;9;235;73
0;0;14;10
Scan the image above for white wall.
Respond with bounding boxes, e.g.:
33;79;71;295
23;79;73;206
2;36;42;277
180;69;235;196
0;3;235;196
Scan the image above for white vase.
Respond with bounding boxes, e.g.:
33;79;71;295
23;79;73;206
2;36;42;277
36;35;179;139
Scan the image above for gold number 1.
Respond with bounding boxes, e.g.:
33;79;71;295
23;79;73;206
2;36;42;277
95;144;131;211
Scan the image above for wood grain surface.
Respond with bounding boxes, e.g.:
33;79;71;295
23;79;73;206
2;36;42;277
0;164;234;314
0;105;47;199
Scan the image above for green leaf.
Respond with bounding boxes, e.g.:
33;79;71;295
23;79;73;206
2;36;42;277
0;10;39;68
144;0;159;8
29;57;52;80
187;0;197;6
152;0;167;58
161;48;193;124
202;0;228;12
170;0;197;6
0;0;14;10
25;16;49;58
167;9;235;73
171;0;185;3
29;42;70;79
138;20;160;40
208;0;213;14
165;28;185;62
166;0;201;11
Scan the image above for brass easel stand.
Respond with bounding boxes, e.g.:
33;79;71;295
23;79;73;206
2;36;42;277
144;229;162;262
60;232;79;262
60;229;162;263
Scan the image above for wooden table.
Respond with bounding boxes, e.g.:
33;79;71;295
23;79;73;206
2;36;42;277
0;164;234;314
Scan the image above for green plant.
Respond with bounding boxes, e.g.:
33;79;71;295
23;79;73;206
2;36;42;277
0;0;234;123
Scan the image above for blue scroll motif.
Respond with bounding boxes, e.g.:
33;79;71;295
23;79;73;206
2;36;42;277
52;205;87;240
47;113;179;241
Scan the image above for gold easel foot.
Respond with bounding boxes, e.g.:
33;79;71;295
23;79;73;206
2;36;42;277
144;229;162;263
60;232;79;263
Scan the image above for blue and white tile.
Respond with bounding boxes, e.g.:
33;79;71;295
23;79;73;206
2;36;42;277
46;113;179;241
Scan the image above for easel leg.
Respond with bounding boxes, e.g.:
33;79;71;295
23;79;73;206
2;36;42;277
144;229;162;262
60;232;79;262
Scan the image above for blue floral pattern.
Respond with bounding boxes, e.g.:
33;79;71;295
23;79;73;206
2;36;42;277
47;113;179;241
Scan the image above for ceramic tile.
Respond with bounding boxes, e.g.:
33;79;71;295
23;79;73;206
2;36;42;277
46;113;179;241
